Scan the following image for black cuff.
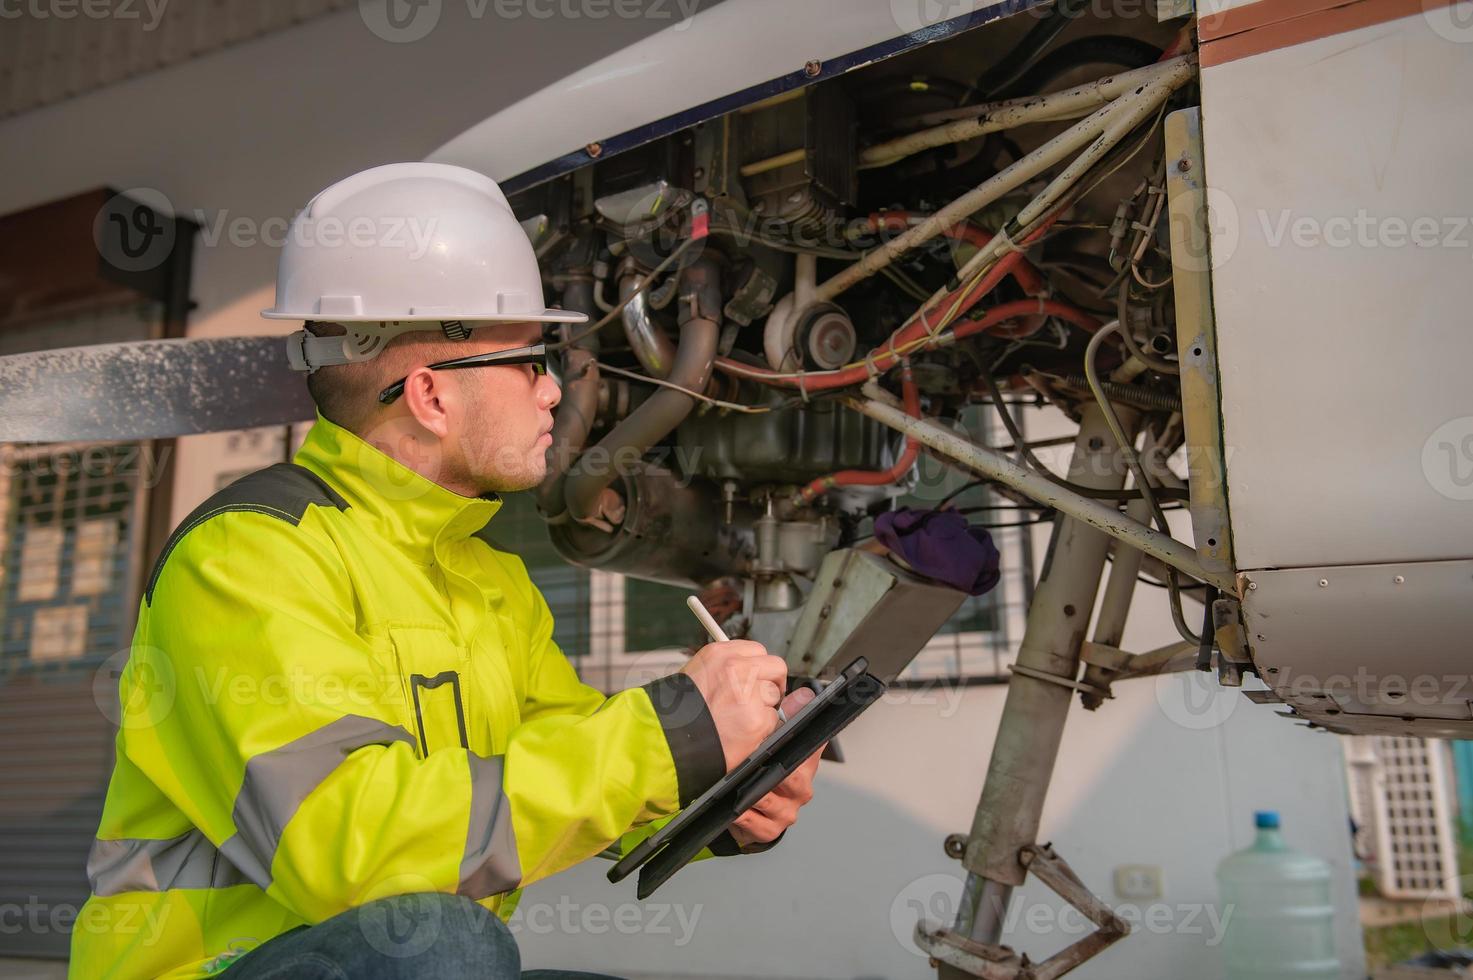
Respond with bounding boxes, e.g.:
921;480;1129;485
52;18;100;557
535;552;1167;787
709;829;786;856
642;673;726;807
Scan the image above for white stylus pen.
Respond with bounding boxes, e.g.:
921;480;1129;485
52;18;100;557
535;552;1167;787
686;595;786;722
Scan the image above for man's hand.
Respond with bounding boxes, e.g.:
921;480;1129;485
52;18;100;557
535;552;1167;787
729;687;823;848
680;639;787;772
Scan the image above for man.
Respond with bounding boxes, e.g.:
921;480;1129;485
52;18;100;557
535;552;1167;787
73;163;820;979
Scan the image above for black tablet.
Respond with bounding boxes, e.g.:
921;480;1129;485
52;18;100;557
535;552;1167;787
608;656;885;897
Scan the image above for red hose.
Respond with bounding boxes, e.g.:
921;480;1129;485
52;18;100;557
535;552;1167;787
716;287;1098;392
717;253;1018;391
798;365;922;502
717;211;1099;394
866;211;1047;296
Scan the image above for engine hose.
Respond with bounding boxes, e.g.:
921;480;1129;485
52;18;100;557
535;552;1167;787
563;257;721;527
798;364;922;503
619;268;678;379
866;212;1046;295
536;277;599;523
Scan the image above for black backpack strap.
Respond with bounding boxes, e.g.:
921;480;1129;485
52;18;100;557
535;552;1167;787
144;463;348;605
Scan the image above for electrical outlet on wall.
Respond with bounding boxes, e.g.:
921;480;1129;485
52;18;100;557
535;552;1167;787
1114;865;1164;901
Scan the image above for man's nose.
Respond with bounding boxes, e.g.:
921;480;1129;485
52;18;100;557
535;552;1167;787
536;372;562;411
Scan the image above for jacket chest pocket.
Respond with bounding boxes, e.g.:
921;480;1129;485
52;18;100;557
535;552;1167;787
388;625;471;757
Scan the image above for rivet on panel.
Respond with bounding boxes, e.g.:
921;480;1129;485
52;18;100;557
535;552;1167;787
1318;578;1329;588
1393;575;1405;585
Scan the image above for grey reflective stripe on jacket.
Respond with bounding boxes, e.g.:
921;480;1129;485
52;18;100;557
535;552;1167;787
222;714;417;889
87;831;254;897
90;714;520;898
458;754;522;899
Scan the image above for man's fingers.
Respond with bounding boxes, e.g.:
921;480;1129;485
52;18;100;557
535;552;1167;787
742;795;798;825
732;811;785;843
780;686;817;716
752;654;788;684
715;640;768;659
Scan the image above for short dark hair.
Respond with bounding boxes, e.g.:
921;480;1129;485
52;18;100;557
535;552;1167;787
300;321;475;433
302;321;364;430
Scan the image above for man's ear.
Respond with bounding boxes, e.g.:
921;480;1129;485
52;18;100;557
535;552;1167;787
401;367;456;439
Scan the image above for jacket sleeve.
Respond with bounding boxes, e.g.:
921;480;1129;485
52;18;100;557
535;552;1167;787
509;567;773;861
122;512;727;924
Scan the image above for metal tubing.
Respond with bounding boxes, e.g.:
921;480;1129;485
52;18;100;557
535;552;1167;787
537;277;599;522
563;259;721;527
860;57;1193;170
940;59;1199;306
950;404;1135;953
1078;497;1148;708
1078;432;1160;707
817;56;1196;304
619;270;678;379
849;385;1236;592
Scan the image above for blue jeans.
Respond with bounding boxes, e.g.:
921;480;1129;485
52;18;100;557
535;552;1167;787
220;892;623;979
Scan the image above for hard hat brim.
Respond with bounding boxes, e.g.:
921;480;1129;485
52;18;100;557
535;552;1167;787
260;308;588;323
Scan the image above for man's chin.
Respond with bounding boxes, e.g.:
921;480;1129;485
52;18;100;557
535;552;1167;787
478;462;546;495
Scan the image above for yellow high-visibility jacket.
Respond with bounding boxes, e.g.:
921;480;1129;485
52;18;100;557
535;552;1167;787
71;412;735;979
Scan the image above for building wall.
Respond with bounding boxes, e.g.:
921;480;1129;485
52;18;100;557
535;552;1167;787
516;679;1363;979
0;5;1365;977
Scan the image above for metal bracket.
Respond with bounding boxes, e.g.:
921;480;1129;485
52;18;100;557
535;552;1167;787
1081;639;1198;682
1078;641;1132;673
1211;596;1252;687
915;924;1030;980
1008;663;1109;701
916;845;1130;980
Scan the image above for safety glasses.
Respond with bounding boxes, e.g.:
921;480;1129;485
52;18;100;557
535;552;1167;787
377;343;548;404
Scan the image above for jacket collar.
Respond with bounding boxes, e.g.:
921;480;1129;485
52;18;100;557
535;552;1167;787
294;411;502;566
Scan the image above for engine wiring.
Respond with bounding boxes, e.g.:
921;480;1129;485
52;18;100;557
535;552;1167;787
530;36;1213;661
1084;321;1202;647
592;360;775;415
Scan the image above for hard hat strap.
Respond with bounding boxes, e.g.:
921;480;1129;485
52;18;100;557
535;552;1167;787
286;320;475;373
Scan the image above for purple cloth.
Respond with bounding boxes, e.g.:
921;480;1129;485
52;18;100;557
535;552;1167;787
873;507;1001;596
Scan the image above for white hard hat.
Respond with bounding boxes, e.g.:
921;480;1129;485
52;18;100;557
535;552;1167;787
262;162;586;372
